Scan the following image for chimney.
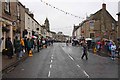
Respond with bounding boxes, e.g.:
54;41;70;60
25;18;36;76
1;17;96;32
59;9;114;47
102;3;106;10
29;13;34;18
25;8;29;13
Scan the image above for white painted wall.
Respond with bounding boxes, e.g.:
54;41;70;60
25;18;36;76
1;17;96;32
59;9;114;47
25;13;41;38
25;13;32;37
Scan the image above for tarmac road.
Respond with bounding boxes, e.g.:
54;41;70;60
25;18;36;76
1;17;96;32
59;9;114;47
3;43;119;78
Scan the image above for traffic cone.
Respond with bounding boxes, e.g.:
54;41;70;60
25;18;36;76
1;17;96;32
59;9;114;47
43;45;46;48
93;47;97;53
29;50;33;57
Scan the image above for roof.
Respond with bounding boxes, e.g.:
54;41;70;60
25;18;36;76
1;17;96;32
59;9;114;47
117;12;120;15
89;8;116;22
73;25;79;33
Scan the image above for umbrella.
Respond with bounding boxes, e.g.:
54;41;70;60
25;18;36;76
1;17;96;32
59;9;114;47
32;36;37;39
85;38;92;41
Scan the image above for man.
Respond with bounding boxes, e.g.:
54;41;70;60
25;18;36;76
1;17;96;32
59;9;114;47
81;41;88;60
0;37;4;46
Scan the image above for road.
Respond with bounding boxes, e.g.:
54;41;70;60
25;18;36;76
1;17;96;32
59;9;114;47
3;43;118;78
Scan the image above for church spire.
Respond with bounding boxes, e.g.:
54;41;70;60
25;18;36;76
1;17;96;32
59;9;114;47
44;17;50;31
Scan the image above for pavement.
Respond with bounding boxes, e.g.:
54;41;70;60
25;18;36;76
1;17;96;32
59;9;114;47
2;47;42;74
91;49;120;60
2;54;17;70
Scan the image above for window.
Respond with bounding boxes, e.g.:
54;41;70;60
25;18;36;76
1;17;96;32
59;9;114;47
90;33;94;38
5;0;10;13
27;18;30;29
17;4;20;19
112;23;115;30
89;20;94;29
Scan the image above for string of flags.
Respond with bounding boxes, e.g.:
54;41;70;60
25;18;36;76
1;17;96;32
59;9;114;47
40;0;85;20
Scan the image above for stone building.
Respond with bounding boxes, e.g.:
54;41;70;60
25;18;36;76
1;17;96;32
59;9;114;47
0;0;28;52
88;3;117;41
16;1;25;38
44;18;50;31
55;32;69;42
25;10;41;38
73;3;117;42
50;31;56;40
117;13;120;39
1;0;18;52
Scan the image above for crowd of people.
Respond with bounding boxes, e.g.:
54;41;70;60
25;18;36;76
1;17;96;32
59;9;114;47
1;36;54;60
1;35;120;60
66;38;120;60
95;39;120;60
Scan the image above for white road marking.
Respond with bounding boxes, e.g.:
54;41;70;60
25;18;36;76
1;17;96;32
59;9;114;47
61;46;90;78
51;55;53;57
50;64;52;68
51;60;53;63
83;70;90;78
48;71;51;77
51;56;53;59
77;65;81;68
7;67;15;73
21;69;24;71
68;54;74;61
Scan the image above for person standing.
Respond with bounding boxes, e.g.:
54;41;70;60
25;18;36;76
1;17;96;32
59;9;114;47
111;43;116;60
5;37;13;59
14;36;18;54
37;38;40;52
66;40;69;46
87;40;91;50
20;38;25;49
0;37;4;46
24;37;27;52
97;40;101;52
14;36;22;60
42;38;46;48
81;42;88;60
27;38;32;54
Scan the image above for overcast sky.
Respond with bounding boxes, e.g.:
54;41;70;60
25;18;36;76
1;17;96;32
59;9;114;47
19;0;119;36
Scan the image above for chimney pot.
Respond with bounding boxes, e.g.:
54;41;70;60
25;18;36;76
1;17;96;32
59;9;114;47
102;3;106;10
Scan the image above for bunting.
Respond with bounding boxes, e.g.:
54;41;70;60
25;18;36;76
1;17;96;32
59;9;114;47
40;0;84;19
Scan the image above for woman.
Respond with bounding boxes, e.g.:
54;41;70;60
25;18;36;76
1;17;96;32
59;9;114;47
5;37;13;59
111;43;116;60
27;38;32;54
14;36;22;60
